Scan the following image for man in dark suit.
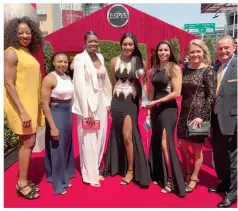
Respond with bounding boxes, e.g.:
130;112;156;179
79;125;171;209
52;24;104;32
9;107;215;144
209;35;237;208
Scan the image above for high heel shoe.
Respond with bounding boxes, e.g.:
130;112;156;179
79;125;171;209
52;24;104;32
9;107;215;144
161;177;174;193
120;169;133;186
185;172;192;186
16;183;40;200
186;178;199;193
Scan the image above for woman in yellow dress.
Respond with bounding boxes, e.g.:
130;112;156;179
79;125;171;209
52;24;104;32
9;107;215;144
4;16;44;199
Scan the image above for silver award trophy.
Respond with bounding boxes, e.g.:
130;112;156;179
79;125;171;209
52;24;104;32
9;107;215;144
136;68;150;108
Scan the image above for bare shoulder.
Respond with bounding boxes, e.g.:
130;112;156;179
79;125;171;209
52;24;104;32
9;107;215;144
111;56;119;63
110;56;119;67
4;48;17;63
42;72;57;87
172;64;182;77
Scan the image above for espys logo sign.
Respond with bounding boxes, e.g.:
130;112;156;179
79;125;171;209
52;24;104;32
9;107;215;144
107;4;129;28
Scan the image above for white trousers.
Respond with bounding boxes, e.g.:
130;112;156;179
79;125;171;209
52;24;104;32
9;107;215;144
77;97;107;184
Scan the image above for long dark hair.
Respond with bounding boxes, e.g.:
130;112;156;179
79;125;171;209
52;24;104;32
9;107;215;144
4;16;43;53
153;40;178;77
120;32;143;68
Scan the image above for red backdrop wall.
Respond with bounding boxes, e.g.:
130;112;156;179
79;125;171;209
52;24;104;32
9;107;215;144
45;4;196;69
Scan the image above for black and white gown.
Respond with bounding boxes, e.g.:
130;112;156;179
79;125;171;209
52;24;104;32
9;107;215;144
101;57;151;187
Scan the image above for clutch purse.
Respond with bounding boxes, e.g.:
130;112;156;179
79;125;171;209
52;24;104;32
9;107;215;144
82;119;100;130
186;69;211;138
187;121;211;137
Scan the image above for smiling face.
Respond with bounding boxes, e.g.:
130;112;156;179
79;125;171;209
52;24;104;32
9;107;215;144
217;38;235;63
121;37;135;57
157;43;170;63
85;34;99;54
18;23;32;47
189;44;204;65
53;54;69;74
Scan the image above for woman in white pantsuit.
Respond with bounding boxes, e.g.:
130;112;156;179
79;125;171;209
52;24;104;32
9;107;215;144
72;31;112;187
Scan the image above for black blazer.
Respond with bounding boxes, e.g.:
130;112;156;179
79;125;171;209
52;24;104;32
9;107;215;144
213;55;237;135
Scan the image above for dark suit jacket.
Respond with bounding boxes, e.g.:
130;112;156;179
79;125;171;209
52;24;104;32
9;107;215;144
214;55;237;135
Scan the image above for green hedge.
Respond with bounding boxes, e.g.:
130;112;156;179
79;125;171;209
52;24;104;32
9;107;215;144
170;38;180;60
44;41;54;75
4;114;19;152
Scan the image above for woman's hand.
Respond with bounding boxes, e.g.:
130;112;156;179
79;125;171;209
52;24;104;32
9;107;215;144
189;118;203;129
146;100;158;109
51;127;60;140
86;110;95;125
20;112;32;128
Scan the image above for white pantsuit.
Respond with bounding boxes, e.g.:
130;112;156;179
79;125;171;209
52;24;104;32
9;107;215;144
72;50;112;185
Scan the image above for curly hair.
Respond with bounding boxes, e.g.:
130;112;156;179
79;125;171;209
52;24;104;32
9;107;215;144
4;16;43;53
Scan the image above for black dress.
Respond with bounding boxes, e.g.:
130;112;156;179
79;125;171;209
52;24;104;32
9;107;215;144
101;57;151;187
177;66;216;143
148;68;186;197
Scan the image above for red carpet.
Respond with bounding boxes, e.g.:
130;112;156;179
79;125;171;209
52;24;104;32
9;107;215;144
4;103;237;208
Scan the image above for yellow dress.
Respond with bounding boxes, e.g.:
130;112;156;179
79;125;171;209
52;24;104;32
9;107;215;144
4;47;45;135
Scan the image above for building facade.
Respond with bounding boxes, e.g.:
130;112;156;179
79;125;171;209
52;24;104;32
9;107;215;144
36;3;107;36
225;12;237;37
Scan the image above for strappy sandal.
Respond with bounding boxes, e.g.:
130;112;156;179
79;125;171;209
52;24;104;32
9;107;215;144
17;173;40;192
28;180;40;192
186;178;199;193
185;172;192;186
120;169;133;186
161;177;174;193
16;183;40;200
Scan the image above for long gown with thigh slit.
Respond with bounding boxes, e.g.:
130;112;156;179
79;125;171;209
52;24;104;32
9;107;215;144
148;68;186;197
101;56;151;187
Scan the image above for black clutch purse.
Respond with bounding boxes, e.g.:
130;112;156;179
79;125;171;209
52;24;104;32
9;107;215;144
186;69;211;138
187;120;211;137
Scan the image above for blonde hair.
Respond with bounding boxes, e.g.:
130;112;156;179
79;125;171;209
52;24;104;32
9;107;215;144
189;39;211;66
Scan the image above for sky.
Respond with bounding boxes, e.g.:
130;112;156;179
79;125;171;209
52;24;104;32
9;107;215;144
129;3;226;30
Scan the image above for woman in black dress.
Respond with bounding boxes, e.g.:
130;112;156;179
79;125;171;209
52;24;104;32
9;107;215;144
177;39;216;193
102;32;150;187
147;40;185;197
